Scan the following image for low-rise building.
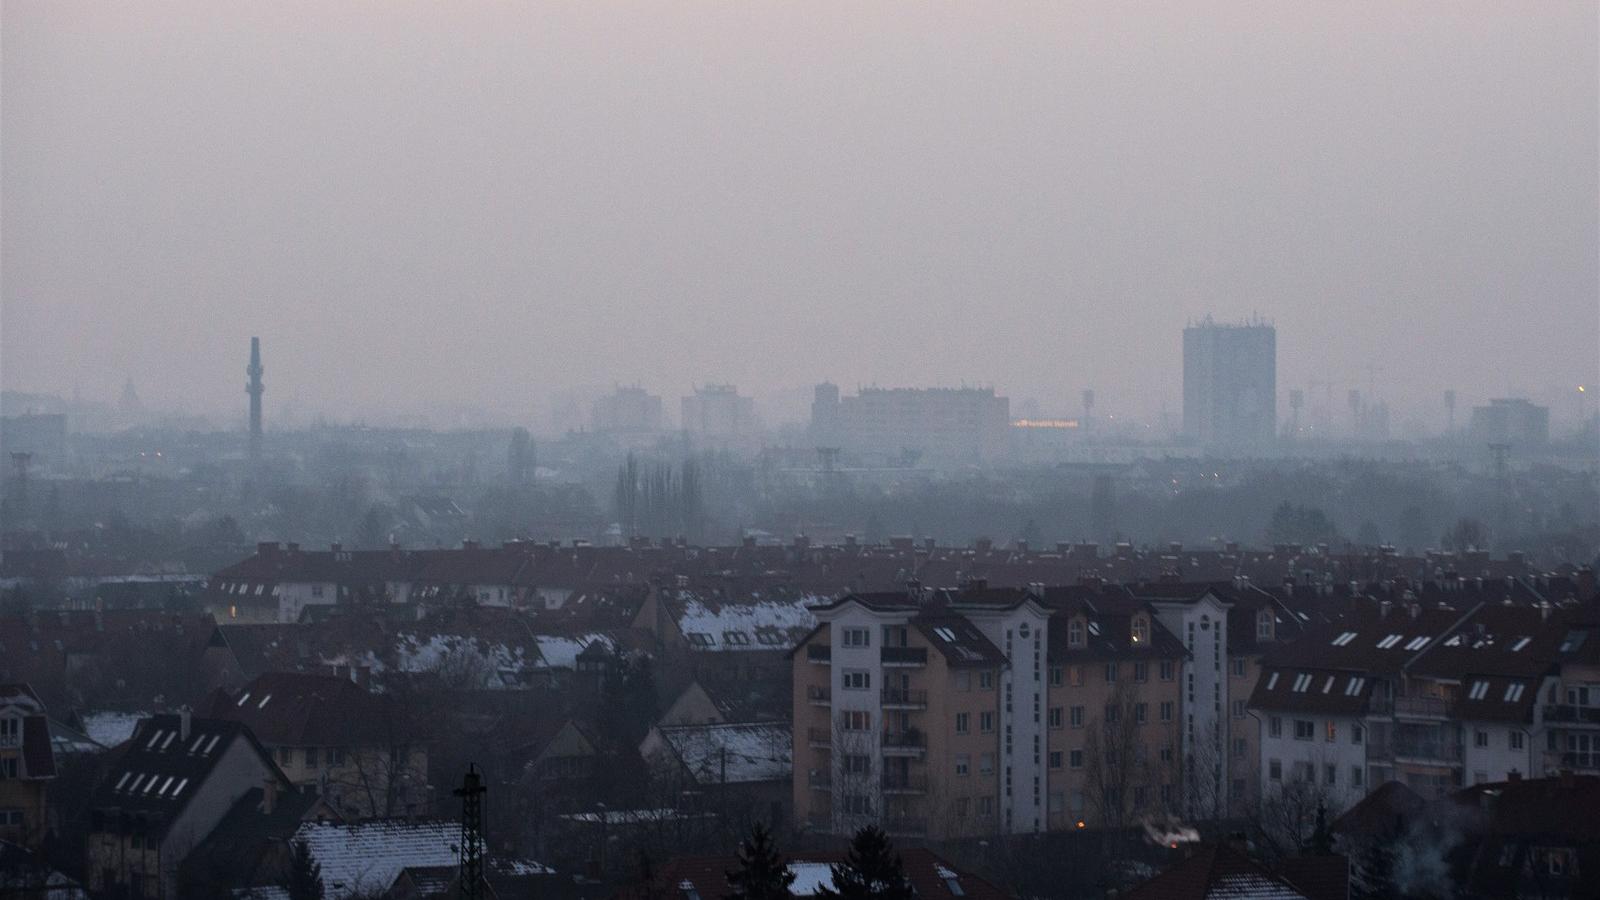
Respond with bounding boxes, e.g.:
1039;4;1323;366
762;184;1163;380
0;684;56;850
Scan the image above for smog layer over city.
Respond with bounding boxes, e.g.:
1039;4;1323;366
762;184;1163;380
1;4;1596;900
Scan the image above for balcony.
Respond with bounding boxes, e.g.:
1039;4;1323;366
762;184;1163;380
808;769;833;790
807;645;832;663
881;730;926;756
1393;697;1453;719
1392;740;1463;764
882;773;929;794
807;727;832;749
881;687;928;709
1544;705;1600;727
807;686;832;706
881;647;927;667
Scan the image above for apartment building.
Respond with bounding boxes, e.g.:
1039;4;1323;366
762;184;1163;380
792;588;1050;840
1251;599;1600;818
1038;590;1187;829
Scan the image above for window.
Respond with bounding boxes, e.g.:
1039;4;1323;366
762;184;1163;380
1134;662;1148;682
979;712;995;734
842;628;871;648
979;796;994;816
1070;706;1084;728
1072;665;1086;686
1294;720;1314;741
1510;732;1525;750
1132;617;1149;644
0;759;17;779
1232;738;1247;758
844;754;871;775
979;753;995;775
842;794;873;815
1232;700;1246;719
1160;701;1173;723
842;710;871;731
0;718;19;747
1232;658;1246;677
1068;620;1084;647
311;584;324;598
1469;681;1490;701
1269;759;1282;781
1105;704;1121;724
843;670;871;691
1353;765;1364;787
882;625;908;647
1159;745;1174;763
277;748;292;765
1325;764;1337;786
328;748;345;767
1160;660;1175;681
1104;663;1118;683
979;670;994;690
1292;673;1313;692
1135;703;1148;725
955;797;969;817
305;747;319;768
1326;721;1337;743
955;755;970;776
1049;751;1063;769
955;713;970;735
1050;666;1063;687
1048;707;1063;729
1070;749;1084;769
1048;792;1064;814
1475;730;1489;749
1257;611;1273;641
1268;716;1282;738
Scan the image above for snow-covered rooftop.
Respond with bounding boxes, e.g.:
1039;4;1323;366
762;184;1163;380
652;722;791;784
78;710;147;748
672;596;820;651
534;633;613;669
292;819;551;899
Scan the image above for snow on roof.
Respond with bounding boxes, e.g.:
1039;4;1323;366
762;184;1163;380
788;862;836;896
392;633;531;688
1206;873;1307;899
78;710;148;748
292;820;552;899
672;596;819;651
534;633;613;669
656;722;791;784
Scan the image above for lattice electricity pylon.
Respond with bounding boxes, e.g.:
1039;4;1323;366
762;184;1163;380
454;763;487;900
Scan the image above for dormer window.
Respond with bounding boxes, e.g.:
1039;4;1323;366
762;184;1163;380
1131;617;1149;645
1257;611;1274;641
1068;619;1085;648
0;716;18;747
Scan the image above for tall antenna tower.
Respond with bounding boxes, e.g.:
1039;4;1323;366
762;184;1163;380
455;764;487;900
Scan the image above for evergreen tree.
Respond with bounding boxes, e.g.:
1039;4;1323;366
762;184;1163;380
724;822;795;900
816;827;913;900
285;838;324;900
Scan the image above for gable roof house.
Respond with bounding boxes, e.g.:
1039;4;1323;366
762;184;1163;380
0;683;56;850
84;712;291;900
202;672;430;819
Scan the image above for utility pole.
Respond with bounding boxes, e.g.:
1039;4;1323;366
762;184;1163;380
454;764;486;900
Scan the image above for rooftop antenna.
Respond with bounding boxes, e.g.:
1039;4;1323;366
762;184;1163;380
455;764;487;900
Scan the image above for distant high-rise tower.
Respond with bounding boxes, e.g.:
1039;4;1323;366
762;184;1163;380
246;337;264;459
1182;318;1276;445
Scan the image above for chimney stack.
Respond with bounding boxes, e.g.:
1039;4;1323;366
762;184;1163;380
178;706;192;741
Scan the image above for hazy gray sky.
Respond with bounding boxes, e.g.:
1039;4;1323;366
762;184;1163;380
3;2;1596;429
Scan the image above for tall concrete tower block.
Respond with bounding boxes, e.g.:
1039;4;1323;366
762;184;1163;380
1182;318;1276;445
246;337;264;458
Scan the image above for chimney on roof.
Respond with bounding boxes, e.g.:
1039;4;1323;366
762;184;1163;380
1016;540;1029;554
1539;600;1551;622
844;534;857;548
261;777;278;815
924;537;936;552
178;706;192;741
1379;600;1392;619
1409;602;1421;619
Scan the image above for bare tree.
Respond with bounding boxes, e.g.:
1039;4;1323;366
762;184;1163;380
1083;680;1173;829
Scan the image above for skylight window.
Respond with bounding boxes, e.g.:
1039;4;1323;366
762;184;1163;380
143;776;159;794
170;778;189;797
1345;677;1365;696
1504;684;1525;703
236;693;251;707
1468;681;1490;700
1377;634;1403;649
1292;674;1312;693
128;774;146;793
934;627;957;642
258;694;272;708
1266;672;1279;690
189;735;206;753
1511;637;1531;652
1403;637;1430;651
1331;631;1357;647
202;734;221;755
114;771;131;791
1445;635;1464;647
1322;675;1335;694
1088;622;1101;636
157;776;175;796
146;730;165;749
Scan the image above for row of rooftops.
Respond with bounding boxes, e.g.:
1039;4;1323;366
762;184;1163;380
1251;599;1600;722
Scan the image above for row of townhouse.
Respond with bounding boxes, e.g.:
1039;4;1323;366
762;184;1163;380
1251;598;1600;817
789;580;1303;839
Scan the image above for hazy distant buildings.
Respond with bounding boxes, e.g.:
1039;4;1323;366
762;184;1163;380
592;386;664;433
810;384;1010;464
0;413;67;467
1182;319;1276;445
682;385;759;443
1470;398;1549;446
